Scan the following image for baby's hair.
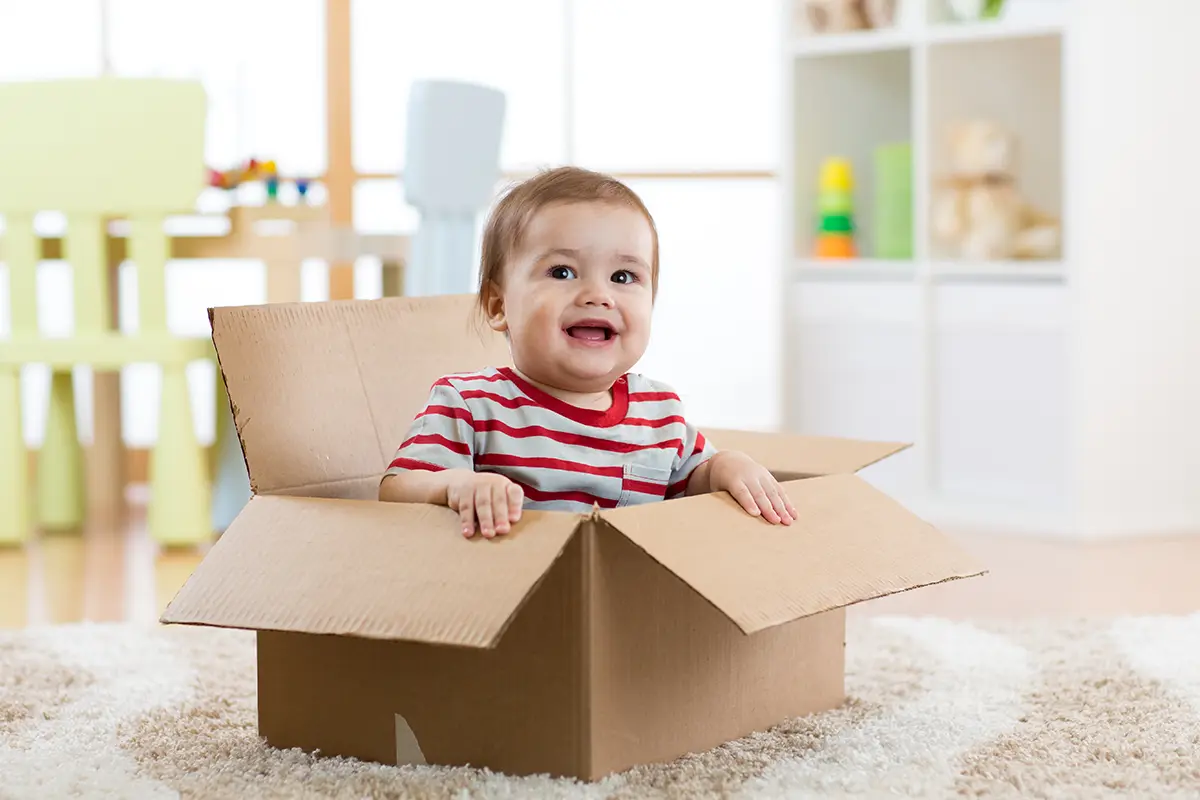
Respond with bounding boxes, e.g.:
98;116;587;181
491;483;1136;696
476;166;660;319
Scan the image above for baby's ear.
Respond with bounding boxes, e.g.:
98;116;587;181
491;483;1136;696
482;283;507;333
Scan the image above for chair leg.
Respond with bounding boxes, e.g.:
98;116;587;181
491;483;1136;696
148;364;211;547
37;369;86;532
0;368;31;544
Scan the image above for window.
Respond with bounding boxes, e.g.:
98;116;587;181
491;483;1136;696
0;1;102;80
107;0;327;174
351;0;567;174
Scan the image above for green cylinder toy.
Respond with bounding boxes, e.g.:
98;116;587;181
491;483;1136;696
873;142;913;259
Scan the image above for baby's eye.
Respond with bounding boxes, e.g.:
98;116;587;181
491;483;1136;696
549;265;576;280
611;270;637;285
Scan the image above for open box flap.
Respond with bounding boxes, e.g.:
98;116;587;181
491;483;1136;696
160;494;580;648
600;474;985;635
701;429;910;480
208;294;510;498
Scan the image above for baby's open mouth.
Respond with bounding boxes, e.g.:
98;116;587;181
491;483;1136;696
565;322;615;341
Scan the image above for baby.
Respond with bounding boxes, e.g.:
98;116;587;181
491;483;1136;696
378;166;797;538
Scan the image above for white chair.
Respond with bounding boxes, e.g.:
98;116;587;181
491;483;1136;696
402;79;506;296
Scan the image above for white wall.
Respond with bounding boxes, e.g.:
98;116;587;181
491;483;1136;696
1070;0;1200;536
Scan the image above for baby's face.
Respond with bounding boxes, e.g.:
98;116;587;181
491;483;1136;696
488;200;655;395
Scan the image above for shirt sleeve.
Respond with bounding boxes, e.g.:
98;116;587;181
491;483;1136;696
667;416;718;499
383;378;475;478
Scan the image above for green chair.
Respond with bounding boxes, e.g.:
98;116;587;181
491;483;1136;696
0;77;214;546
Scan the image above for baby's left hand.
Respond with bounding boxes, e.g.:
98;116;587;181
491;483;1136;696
707;450;798;525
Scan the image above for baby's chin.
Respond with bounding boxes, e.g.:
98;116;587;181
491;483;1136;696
523;360;631;393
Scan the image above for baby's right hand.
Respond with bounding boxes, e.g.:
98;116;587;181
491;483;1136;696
446;471;524;539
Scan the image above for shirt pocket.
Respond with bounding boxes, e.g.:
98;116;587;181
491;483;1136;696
617;462;673;508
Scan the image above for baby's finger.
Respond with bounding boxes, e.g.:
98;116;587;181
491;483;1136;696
458;497;476;538
751;483;782;524
475;488;497;538
766;483;793;525
783;490;799;520
729;482;761;517
506;483;524;523
492;484;512;534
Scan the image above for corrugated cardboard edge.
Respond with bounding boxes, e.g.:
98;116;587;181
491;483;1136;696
701;428;913;478
208;305;258;496
846;440;912;472
611;533;987;637
159;495;587;650
598;475;988;636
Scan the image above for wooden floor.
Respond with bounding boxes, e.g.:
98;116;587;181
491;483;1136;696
3;494;1200;629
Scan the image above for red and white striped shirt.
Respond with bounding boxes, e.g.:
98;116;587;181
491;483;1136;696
384;366;716;513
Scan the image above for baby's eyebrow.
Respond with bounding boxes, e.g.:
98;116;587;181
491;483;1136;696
536;247;648;270
537;247;581;261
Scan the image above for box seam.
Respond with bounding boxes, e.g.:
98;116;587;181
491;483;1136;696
579;515;595;778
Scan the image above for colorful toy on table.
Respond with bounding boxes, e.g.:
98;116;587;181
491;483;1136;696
814;157;856;259
262;160;280;200
207;157;311;202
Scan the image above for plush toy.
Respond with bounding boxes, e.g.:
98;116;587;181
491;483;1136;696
930;120;1061;261
801;0;897;33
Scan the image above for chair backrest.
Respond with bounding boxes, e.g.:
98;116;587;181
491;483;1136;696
403;79;505;214
0;78;207;337
0;77;207;214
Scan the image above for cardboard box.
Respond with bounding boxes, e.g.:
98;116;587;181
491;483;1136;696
161;294;984;780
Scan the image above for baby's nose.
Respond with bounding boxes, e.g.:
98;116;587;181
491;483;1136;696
582;292;614;307
578;283;614;306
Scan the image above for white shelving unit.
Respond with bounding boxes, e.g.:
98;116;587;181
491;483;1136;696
780;0;1200;539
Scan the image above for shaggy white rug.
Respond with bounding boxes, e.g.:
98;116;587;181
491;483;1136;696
2;614;1200;799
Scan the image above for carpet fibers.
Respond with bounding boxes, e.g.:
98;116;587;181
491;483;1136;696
2;614;1199;798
